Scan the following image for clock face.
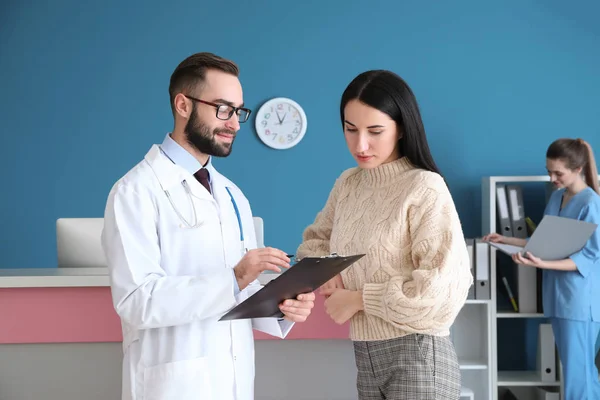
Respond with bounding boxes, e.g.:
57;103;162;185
255;98;307;150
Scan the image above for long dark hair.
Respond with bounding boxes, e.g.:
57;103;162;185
340;70;442;176
547;138;599;194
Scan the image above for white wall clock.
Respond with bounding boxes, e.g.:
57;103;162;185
255;97;307;150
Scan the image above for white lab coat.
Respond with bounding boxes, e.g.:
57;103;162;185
101;144;293;400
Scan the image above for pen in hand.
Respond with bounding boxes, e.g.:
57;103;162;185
278;254;295;270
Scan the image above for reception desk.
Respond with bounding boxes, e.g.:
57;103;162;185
0;268;349;344
0;268;358;400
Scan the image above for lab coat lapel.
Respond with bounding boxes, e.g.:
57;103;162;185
144;145;181;191
143;144;214;203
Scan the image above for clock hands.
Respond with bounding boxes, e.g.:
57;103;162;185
275;111;287;125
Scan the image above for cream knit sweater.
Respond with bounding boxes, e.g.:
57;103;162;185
296;157;473;341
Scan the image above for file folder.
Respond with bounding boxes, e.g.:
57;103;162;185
537;323;557;382
516;261;538;313
506;185;527;239
466;239;475;299
535;387;559;400
487;215;597;261
496;185;513;237
219;253;365;320
474;239;490;300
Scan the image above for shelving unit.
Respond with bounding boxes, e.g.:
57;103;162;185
482;175;564;400
452;299;493;399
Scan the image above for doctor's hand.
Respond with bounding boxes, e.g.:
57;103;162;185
234;248;290;290
279;292;315;322
319;274;344;299
233;247;290;290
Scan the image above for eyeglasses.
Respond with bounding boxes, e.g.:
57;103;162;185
185;95;252;123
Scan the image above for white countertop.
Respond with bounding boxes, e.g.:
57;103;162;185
0;268;278;288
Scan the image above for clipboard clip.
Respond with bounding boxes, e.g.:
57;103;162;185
294;252;342;263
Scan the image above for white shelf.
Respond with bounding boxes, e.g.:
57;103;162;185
497;312;545;318
465;299;490;304
488;176;550;184
497;371;560;386
459;358;488;370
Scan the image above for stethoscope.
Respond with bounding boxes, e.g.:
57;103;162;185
149;153;245;253
164;181;246;254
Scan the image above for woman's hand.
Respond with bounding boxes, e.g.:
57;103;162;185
482;233;528;247
482;232;505;243
319;274;344;298
512;252;545;268
322;289;363;325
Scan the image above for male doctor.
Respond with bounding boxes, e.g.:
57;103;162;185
101;52;315;400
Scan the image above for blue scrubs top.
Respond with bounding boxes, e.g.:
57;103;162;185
542;187;600;321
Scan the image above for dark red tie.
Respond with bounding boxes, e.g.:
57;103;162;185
194;168;211;194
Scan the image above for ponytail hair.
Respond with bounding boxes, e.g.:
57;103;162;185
546;138;599;194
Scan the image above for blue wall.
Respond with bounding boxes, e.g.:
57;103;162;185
2;0;599;269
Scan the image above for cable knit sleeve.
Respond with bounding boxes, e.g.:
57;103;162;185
296;171;351;259
362;175;473;334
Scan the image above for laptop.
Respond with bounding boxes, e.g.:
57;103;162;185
488;215;597;261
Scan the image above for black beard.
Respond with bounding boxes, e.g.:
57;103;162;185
185;104;236;157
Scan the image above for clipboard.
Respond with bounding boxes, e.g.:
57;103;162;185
218;253;365;321
488;214;597;261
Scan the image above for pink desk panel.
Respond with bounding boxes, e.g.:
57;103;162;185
0;287;348;344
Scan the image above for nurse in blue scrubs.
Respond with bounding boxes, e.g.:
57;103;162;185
485;138;600;399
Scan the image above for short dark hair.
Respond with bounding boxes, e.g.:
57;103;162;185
168;52;239;115
340;70;443;177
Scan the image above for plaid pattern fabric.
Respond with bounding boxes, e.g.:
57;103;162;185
353;334;461;400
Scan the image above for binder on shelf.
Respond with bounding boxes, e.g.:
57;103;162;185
537;323;557;382
496;185;513;236
516;261;538;313
535;387;560;400
474;239;490;300
465;238;475;299
537;268;543;313
506;185;527;239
